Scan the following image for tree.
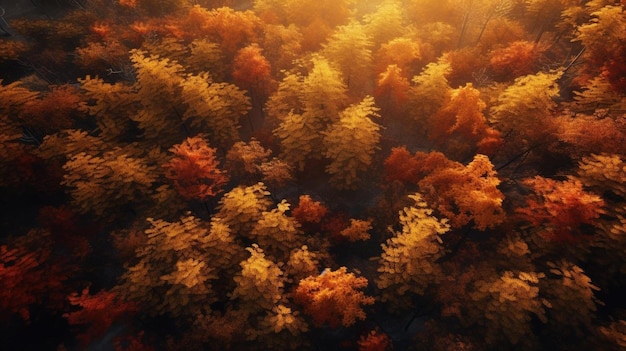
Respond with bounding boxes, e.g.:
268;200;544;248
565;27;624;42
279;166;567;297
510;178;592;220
322;21;374;93
294;267;375;328
385;150;505;230
78;76;137;143
429;83;503;160
376;193;450;307
182;6;263;56
490;71;562;147
129;49;185;145
408;59;452;124
232;43;273;100
489;40;542;80
574;5;626;91
516;176;605;243
374;64;411;117
117;215;220;317
181;72;251;149
216;182;273;236
231;244;285;312
322;96;381;189
62;151;156;217
225;138;272;180
251;200;305;261
469;271;547;346
374;37;423;77
363;0;405;47
64;288;137;347
163;136;229;201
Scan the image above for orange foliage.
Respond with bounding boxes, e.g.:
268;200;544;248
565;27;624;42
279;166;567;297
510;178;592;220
183;6;262;56
163;136;229;201
294;267;375;328
489;41;542;80
339;219;372;242
118;0;137;8
374;64;411;116
517;177;605;243
20;85;83;131
385;149;505;230
64;288;137;347
429;83;503;160
477;18;526;51
444;47;488;87
292;195;328;225
555;114;626;157
383;147;421;183
358;329;392;351
232;43;273;97
374;37;423;77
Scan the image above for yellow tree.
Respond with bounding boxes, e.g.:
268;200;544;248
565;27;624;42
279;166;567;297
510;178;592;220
408;58;452;126
376;193;450;308
181;72;251;149
363;0;405;48
129;49;185;146
490;71;561;148
231;244;285;313
216;182;273;236
273;56;348;170
251;200;305;262
322;21;374;94
116;216;220;317
322;96;381;189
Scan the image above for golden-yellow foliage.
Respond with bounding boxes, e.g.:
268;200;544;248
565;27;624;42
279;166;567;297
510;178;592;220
62;151;156;216
118;215;219;317
470;271;547;346
377;193;449;306
339;219;372;242
181;72;251;148
322;96;381;189
217;182;273;236
251;200;304;261
231;244;285;312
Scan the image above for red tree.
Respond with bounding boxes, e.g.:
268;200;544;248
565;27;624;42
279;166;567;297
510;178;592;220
163;136;229;201
64;288;138;347
232;43;273;98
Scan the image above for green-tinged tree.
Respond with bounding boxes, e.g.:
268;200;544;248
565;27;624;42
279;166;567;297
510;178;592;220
408;59;452;125
181;72;251;149
322;21;374;94
251;200;304;262
231;244;285;312
322;96;381;189
116;216;220;317
542;260;600;338
363;0;405;47
376;193;450;309
62;151;156;217
216;182;273;236
489;71;562;147
469;271;547;347
129;49;185;145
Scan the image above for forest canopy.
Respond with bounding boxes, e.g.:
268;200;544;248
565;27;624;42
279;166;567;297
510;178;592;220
1;0;626;350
